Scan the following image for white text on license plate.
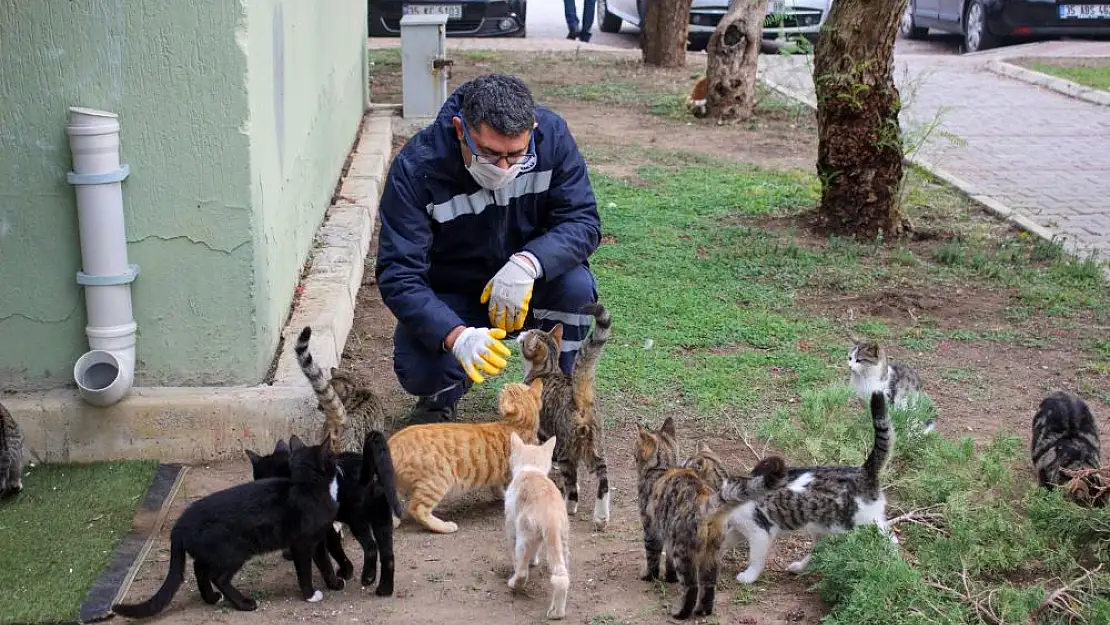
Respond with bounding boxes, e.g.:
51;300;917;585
1059;4;1110;19
768;0;786;15
404;4;463;19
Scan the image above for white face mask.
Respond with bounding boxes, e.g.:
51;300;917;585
466;158;522;191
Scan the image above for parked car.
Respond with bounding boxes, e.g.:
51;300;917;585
368;0;527;37
597;0;831;51
900;0;1110;53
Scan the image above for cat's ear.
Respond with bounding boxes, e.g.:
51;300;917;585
636;423;656;455
289;434;305;451
317;434;333;462
245;449;261;465
550;323;564;345
542;435;557;457
510;432;524;454
660;416;677;438
329;367;341;379
697;440;711;454
528;377;544;398
274;439;289;454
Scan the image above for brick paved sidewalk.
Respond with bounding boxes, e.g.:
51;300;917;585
758;47;1110;263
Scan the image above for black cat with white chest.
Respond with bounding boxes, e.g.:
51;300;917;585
113;436;343;617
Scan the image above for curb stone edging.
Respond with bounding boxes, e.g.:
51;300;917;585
5;113;393;465
79;463;188;623
756;72;1109;277
985;59;1110;107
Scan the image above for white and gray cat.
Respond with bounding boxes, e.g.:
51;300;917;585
719;392;898;584
848;338;933;434
0;401;25;496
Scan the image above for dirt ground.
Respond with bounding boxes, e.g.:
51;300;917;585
115;49;1109;625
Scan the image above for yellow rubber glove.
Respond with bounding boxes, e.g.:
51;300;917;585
480;254;539;332
450;327;512;384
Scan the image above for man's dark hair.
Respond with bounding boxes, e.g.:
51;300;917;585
460;74;536;137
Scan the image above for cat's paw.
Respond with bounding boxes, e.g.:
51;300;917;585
735;569;761;585
787;560;808;574
337;562;355;580
531;552;541;567
325;577;345;591
305;590;324;603
361;573;377;587
639;569;660;582
392;515;402;529
546;605;566;620
374;582;394;597
566;500;579;515
233;597;258;611
201;591;222;605
433;521;459;534
508;574;526;590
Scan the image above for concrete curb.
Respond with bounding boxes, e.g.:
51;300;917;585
984;59;1110;107
756;72;1097;261
6;114;393;465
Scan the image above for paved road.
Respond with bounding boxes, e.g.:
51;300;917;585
759;39;1110;261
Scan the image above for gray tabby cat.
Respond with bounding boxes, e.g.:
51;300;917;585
295;326;386;453
517;302;612;530
0;401;26;496
722;392;897;584
1031;391;1101;489
848;338;933;434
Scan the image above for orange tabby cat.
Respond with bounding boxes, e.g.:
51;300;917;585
388;379;544;534
505;432;571;620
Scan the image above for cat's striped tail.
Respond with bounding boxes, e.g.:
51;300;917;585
295;326;347;450
112;534;186;617
863;392;895;484
571;303;612;412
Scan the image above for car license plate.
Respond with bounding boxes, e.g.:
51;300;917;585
768;0;786;15
403;4;463;19
1059;4;1110;19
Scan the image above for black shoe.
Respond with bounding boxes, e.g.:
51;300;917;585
404;397;456;426
579;31;592;43
567;29;580;40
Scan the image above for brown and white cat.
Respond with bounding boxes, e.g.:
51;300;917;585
634;417;786;620
1031;391;1102;493
686;76;709;119
387;379;544;534
722;392;897;584
0;401;25;496
848;338;933;433
296;325;387;452
517;302;613;530
504;432;571;620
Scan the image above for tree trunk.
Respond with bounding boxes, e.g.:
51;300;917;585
813;0;908;239
642;0;694;67
704;0;765;121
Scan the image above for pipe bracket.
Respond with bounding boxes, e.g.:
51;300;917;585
67;164;131;186
77;263;141;286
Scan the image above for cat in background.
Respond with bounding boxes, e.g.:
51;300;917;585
113;436;342;617
686;76;709;119
504;433;571;620
1031;391;1102;497
387;379;544;534
633;417;786;619
517;302;613;530
248;431;404;596
683;440;728;490
296;325;386;453
848;338;934;434
0;401;25;496
722;392;897;584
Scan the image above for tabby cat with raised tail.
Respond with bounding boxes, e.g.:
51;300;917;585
517;302;613;530
0;401;25;496
387;379;544;534
113;436;342;617
634;417;786;620
296;326;386;452
722;392;897;584
848;338;933;433
1031;391;1101;490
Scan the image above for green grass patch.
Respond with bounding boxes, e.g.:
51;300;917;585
1029;62;1110;91
0;460;159;625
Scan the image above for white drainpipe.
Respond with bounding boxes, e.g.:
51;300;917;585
65;107;140;407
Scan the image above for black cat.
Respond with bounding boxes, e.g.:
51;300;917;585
113;436;343;617
249;431;402;596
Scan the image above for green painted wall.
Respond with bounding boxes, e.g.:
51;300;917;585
0;0;367;390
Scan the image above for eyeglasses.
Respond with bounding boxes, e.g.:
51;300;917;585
461;118;536;167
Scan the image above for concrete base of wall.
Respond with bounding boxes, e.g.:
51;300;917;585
5;113;393;465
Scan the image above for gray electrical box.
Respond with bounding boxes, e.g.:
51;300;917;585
400;14;452;120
